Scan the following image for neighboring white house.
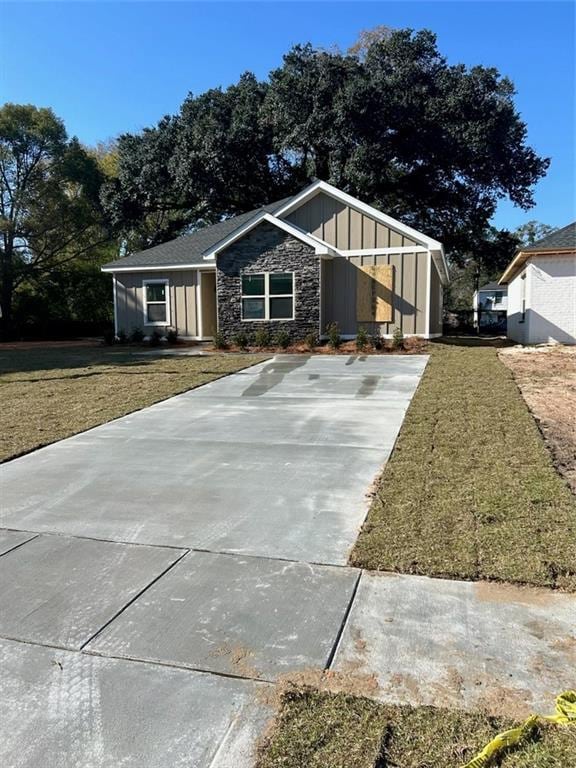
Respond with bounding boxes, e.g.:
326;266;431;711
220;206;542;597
472;282;507;330
500;222;576;345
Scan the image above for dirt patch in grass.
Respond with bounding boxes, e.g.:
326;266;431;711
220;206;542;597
350;339;576;590
256;687;576;768
500;345;576;493
0;345;267;462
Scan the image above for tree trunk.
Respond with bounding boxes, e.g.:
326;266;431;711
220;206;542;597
0;244;14;340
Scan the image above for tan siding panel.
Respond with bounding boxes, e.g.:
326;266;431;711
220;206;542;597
402;253;417;334
415;255;428;334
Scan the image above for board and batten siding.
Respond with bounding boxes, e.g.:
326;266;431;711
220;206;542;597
322;252;429;336
287;191;418;250
115;270;200;337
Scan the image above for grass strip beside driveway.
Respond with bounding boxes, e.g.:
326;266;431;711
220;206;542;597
0;346;267;462
351;339;576;590
257;688;576;768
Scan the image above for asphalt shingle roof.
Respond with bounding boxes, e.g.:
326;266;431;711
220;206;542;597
478;282;506;292
523;222;576;252
103;197;294;269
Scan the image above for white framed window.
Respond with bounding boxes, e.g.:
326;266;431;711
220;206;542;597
241;272;294;321
143;279;170;325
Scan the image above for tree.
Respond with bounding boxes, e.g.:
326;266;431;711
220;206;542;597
102;28;549;263
513;220;557;246
0;104;111;336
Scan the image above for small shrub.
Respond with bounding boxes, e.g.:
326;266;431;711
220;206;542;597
149;330;163;347
326;322;341;349
254;327;272;348
371;332;383;351
117;329;127;344
356;326;369;352
392;326;404;350
232;330;250;350
102;329;115;346
129;327;145;344
275;329;291;349
214;330;227;350
304;331;319;351
166;328;179;345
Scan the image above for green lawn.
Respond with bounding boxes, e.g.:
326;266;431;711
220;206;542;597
351;339;576;591
0;345;267;462
257;688;576;768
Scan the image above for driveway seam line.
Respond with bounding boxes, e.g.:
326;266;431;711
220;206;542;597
324;568;363;670
0;534;39;559
78;548;191;651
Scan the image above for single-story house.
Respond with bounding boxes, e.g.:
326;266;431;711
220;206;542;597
500;222;576;345
102;180;448;341
472;282;508;331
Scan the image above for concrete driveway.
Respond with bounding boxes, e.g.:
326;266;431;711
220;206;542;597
0;354;426;767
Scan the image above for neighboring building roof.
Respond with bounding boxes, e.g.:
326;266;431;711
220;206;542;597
500;222;576;284
478;282;507;292
523;222;576;252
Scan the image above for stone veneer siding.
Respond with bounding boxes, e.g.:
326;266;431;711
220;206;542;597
216;221;320;340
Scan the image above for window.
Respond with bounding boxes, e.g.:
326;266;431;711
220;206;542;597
241;272;294;321
494;291;503;305
143;279;169;325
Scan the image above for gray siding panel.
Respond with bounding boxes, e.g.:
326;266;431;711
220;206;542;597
115;271;199;336
429;260;443;334
287;192;417;250
323;251;429;336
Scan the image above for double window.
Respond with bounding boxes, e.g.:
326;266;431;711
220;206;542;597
143;279;170;325
241;272;294;321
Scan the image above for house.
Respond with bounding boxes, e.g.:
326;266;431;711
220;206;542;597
102;180;449;341
500;222;576;345
472;282;508;331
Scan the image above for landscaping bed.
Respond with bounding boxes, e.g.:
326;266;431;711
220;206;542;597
257;687;576;768
350;338;576;590
0;345;267;462
500;345;576;494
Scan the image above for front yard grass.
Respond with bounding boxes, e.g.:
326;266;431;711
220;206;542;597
351;339;576;590
257;688;576;768
0;345;267;462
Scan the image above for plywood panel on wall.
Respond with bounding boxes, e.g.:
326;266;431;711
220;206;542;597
356;264;394;323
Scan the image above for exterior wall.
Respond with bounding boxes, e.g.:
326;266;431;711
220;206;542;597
475;289;508;311
429;259;443;335
216;221;320;340
286;192;418;250
322;251;429;336
525;255;575;344
506;270;528;344
200;271;217;337
114;270;201;337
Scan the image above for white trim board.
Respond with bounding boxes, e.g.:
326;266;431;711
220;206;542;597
102;263;217;273
202;212;336;260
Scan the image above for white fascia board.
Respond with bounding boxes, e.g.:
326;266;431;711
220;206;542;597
275;179;445;254
101;263;217;273
202;211;336;259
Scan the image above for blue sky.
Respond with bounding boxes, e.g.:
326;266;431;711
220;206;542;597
1;1;574;230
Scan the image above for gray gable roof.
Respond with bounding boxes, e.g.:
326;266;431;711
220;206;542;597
523;222;576;252
478;282;506;292
102;197;293;270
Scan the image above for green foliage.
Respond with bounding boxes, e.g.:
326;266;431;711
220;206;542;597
371;332;384;350
355;326;369;351
304;331;319;350
149;330;163;347
274;329;291;349
213;330;228;350
232;330;250;350
513;220;557;247
129;327;144;344
254;327;272;348
117;329;127;344
392;326;404;349
0;103;114;337
326;322;341;349
166;328;179;344
102;328;115;346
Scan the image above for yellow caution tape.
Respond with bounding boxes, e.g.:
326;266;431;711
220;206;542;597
461;690;576;768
